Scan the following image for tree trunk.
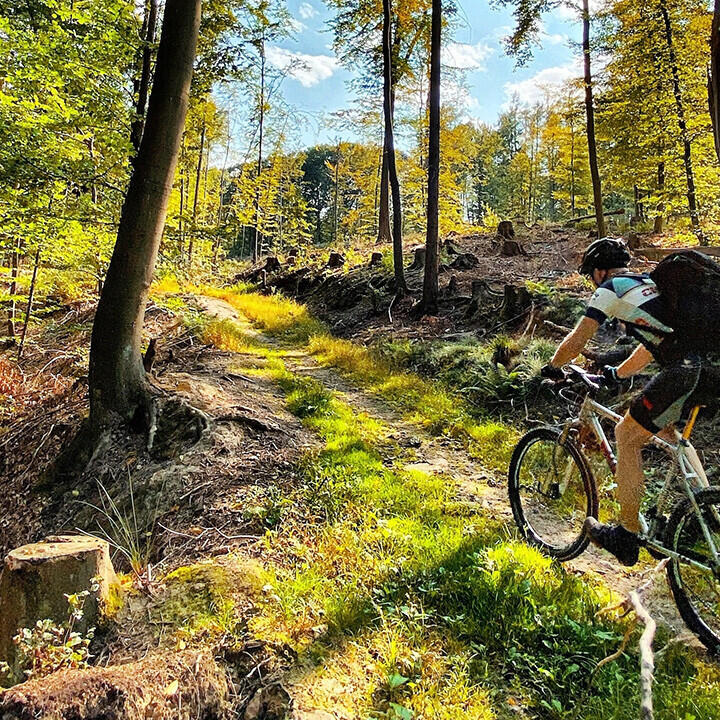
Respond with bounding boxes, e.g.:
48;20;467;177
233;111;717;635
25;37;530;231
376;145;391;244
178;142;186;258
254;37;266;263
570;117;576;217
659;0;700;232
130;0;159;155
88;0;201;428
421;0;441;315
17;246;40;360
654;161;665;233
333;142;340;245
7;238;18;338
188;110;205;266
710;0;720;163
582;0;606;239
383;0;406;294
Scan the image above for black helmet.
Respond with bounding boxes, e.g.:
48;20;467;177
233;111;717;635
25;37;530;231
579;237;631;276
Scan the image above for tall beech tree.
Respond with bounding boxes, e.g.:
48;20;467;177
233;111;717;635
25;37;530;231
498;0;606;236
382;0;407;294
657;0;700;232
581;0;605;238
711;1;720;162
88;0;202;428
421;0;441;314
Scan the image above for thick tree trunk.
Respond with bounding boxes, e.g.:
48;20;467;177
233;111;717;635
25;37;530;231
710;1;720;163
131;0;159;154
88;0;201;428
582;0;606;239
383;0;406;294
421;0;441;314
659;0;700;233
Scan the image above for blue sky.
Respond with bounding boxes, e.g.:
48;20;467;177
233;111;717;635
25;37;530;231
227;1;591;153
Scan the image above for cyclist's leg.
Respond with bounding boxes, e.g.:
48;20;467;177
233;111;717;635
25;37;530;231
627;361;704;508
615;413;653;533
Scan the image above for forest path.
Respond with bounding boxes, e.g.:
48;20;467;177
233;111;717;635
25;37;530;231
196;295;696;650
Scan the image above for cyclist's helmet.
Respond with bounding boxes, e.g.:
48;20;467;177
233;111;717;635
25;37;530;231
579;237;631;276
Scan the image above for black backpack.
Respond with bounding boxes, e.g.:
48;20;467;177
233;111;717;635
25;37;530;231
650;250;720;355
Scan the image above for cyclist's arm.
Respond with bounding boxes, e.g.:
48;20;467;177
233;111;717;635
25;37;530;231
616;344;653;378
550;316;599;367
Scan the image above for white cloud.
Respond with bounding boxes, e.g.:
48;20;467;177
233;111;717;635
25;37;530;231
443;41;493;70
504;62;580;106
298;2;318;20
288;17;306;33
545;32;569;45
554;0;604;21
265;46;339;87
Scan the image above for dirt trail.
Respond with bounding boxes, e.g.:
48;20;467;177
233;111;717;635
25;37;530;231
197;296;698;649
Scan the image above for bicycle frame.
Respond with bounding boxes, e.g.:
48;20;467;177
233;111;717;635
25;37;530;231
565;393;720;574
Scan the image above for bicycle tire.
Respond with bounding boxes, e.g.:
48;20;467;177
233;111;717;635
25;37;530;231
666;486;720;653
508;426;598;561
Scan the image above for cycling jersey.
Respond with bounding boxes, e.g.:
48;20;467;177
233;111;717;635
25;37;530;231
584;274;673;359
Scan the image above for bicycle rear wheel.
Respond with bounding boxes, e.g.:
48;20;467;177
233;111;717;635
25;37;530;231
508;427;598;561
666;487;720;653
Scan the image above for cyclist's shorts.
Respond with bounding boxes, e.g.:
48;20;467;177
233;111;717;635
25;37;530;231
629;358;720;433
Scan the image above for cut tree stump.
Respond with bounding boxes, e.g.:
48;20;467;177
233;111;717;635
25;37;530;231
500;239;528;257
496;220;515;239
408;246;426;270
499;284;533;323
326;252;345;269
465;279;503;319
0;536;119;683
0;650;228;719
442;275;460;298
449;253;479;270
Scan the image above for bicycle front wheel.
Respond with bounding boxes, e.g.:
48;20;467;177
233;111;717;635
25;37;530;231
508;427;598;561
666;487;720;653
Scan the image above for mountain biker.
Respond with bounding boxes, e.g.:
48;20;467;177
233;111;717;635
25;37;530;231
541;237;720;566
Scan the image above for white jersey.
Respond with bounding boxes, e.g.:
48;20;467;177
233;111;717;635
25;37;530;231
585;274;673;353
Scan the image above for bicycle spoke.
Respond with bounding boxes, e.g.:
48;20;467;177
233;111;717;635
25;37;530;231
510;429;594;560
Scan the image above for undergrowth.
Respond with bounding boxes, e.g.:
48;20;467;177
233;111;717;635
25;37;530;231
190;287;720;719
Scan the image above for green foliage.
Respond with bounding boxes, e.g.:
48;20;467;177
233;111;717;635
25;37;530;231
0;578;100;686
158;564;239;637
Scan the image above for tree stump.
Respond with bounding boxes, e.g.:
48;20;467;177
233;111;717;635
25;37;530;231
408;246;426;270
369;252;383;268
0;650;228;719
326;252;345;269
0;536;119;683
496;220;515;240
449;252;479;270
263;256;281;274
442;275;460;298
500;239;528;257
465;279;503;319
499;284;533;323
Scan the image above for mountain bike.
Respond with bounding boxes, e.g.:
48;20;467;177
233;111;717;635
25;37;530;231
508;364;720;652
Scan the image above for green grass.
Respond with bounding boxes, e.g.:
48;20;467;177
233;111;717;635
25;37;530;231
188;288;720;720
257;357;720;719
